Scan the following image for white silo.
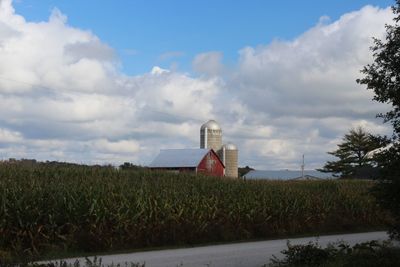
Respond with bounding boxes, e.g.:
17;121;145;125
221;143;238;178
200;120;222;151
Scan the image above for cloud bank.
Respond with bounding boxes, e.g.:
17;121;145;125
0;0;394;169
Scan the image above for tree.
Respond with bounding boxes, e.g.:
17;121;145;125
238;165;254;177
356;0;400;240
119;162;145;170
319;127;384;178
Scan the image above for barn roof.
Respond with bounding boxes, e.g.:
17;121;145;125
149;149;213;168
243;170;333;180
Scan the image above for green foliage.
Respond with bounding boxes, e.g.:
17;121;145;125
0;161;391;262
357;0;400;240
267;240;400;267
268;241;333;267
119;162;145;171
371;145;400;240
319;127;386;178
238;166;254;177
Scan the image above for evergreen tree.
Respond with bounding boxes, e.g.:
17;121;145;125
357;0;400;240
319;127;383;178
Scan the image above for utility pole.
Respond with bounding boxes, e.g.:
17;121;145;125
301;154;305;179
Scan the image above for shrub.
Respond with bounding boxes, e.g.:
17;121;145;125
267;240;400;267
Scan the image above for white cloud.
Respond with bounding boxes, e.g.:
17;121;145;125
218;5;393;169
0;128;22;143
0;1;395;169
235;5;392;120
0;0;225;164
192;51;224;76
91;139;140;154
159;51;185;61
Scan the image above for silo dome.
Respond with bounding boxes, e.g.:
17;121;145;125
200;119;222;151
200;120;221;131
223;143;237;150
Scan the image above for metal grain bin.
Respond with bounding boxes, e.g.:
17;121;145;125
222;143;238;178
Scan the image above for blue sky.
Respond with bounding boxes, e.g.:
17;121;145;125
14;0;393;75
0;0;396;169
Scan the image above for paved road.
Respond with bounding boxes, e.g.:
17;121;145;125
48;231;388;267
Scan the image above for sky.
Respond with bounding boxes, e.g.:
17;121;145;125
0;0;396;169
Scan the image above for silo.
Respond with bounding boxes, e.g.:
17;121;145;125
222;143;238;178
200;120;222;151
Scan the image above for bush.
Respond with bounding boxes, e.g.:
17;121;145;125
269;241;334;266
267;240;400;267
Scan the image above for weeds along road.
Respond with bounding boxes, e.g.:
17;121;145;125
48;231;388;267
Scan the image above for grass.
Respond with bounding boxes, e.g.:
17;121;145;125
2;256;145;267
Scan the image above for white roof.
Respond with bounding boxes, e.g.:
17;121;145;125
243;170;333;180
364;143;394;159
149;149;211;168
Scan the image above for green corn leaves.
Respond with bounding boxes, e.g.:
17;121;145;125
0;162;391;261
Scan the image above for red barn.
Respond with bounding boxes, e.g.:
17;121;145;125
149;149;225;177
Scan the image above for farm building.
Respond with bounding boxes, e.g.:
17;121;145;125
149;120;239;178
243;170;333;180
149;148;225;177
199;120;239;178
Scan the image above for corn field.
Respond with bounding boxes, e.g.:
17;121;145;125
0;161;391;261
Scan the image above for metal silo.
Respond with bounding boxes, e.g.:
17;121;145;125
221;143;238;178
200;120;222;151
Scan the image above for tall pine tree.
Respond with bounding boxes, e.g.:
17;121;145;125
320;127;383;178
